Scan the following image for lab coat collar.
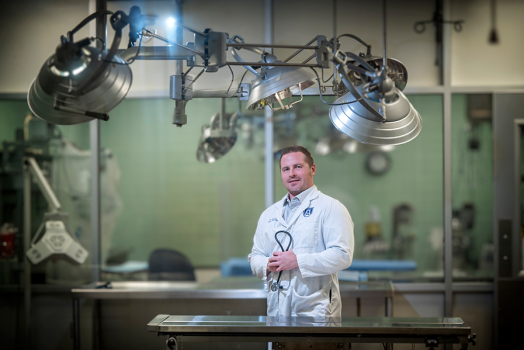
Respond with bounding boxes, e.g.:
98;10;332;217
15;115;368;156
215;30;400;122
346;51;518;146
274;185;319;228
283;185;315;207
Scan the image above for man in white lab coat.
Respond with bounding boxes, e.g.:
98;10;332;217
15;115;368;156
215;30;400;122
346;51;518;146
249;146;354;317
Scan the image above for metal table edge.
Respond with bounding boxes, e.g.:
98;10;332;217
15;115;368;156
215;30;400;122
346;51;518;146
147;314;170;331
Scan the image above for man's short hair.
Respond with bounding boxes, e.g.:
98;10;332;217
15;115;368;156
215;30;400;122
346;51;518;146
279;146;314;168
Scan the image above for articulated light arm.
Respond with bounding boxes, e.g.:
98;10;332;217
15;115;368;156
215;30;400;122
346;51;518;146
25;157;61;212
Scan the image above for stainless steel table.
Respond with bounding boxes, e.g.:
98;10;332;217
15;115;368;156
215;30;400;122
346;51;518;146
71;278;394;350
147;315;476;350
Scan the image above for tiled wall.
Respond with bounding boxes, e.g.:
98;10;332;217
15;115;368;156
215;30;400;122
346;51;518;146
100;98;266;266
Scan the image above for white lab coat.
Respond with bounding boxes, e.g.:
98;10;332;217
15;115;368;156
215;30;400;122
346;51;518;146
248;186;354;317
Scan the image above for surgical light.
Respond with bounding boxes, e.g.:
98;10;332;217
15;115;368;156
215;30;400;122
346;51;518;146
28;10;136;125
28;4;422;150
247;64;316;111
228;37;316;111
326;0;422;146
197;99;240;163
328;56;421;146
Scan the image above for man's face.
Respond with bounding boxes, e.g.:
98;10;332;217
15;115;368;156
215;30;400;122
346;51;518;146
280;152;316;197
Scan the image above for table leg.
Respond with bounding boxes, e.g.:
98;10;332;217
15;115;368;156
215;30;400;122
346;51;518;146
73;298;80;350
385;297;392;317
356;298;361;317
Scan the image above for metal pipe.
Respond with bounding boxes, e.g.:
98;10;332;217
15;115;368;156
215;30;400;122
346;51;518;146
333;0;337;42
333;0;337;92
175;1;184;76
183;66;193;77
193;89;238;98
96;0;107;51
220;98;226;129
117;46;193;61
23;160;31;347
382;0;387;68
73;298;80;350
90;0;105;286
443;0;453;318
264;0;274;209
283;37;317;63
182;68;204;94
175;22;206;37
141;29;205;56
302;53;316;64
90;119;100;283
226;43;318;50
230;48;264;78
226;61;319;68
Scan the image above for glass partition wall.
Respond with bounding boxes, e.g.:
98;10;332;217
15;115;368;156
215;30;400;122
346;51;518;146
273;96;445;282
0;100;92;286
451;94;494;281
0;94;496;285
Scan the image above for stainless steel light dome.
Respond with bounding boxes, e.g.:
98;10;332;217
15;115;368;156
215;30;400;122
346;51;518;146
329;87;422;146
28;46;132;125
247;65;316;111
328;52;422;146
197;111;240;163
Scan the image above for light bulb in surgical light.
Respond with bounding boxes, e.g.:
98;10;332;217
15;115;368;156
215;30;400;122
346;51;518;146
166;17;175;28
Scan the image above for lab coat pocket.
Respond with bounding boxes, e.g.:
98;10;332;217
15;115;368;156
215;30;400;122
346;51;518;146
291;213;320;250
291;281;330;317
267;282;279;316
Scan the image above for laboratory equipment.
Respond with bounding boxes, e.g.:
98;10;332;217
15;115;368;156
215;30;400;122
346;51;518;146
23;157;88;265
363;206;389;255
0;223;17;259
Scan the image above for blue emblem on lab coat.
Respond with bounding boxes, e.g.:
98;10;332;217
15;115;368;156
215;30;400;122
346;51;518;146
303;208;314;217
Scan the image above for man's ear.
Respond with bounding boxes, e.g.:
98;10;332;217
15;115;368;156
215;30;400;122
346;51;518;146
311;164;316;176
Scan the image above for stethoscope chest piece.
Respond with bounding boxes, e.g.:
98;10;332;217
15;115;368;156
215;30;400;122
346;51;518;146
271;284;277;292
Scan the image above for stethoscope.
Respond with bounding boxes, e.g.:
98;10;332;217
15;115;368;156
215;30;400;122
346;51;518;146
270;230;293;292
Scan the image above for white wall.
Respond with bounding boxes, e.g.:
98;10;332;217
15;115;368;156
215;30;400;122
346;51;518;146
0;0;90;94
0;0;523;95
451;0;524;86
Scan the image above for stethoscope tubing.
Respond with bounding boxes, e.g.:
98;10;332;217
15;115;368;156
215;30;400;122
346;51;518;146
271;230;293;292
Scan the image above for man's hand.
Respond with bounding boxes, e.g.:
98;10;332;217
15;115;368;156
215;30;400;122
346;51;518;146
268;250;298;272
